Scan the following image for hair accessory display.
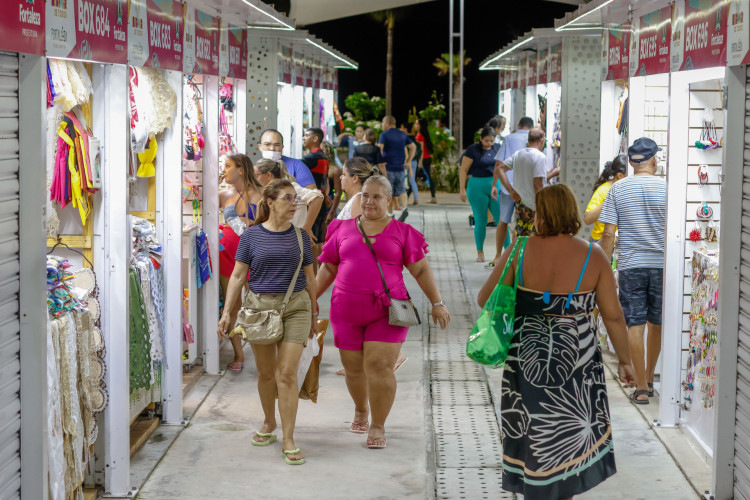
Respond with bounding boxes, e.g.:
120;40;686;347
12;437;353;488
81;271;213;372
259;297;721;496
689;221;703;242
696;202;713;220
697;164;709;185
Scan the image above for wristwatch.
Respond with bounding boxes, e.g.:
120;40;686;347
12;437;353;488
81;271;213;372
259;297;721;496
432;300;446;308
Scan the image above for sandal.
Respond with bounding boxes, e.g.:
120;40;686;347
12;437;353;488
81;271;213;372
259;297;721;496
393;356;408;373
630;390;650;405
227;361;244;372
350;421;369;434
251;431;277;447
366;436;387;449
648;382;654;397
282;448;305;465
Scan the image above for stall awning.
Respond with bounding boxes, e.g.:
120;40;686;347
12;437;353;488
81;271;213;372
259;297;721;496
288;0;437;26
192;0;296;30
251;28;359;69
554;0;666;31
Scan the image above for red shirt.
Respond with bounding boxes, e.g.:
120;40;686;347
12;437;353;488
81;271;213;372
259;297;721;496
416;133;431;159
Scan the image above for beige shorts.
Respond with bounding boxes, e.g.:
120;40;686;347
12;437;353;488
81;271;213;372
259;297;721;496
244;290;312;345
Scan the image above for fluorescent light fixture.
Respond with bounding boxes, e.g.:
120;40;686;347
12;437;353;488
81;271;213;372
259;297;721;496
306;38;358;70
556;0;614;31
242;0;295;30
479;37;534;70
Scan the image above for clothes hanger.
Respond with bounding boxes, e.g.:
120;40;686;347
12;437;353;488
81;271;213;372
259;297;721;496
47;236;95;269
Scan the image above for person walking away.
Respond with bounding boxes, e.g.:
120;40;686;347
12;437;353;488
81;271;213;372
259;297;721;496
253;159;323;241
414;118;437;203
316;175;451;447
584;154;627;244
488;117;533;267
401;122;422;205
218;153;264;372
354;128;386;169
495;127;547;238
338;123;366;159
301;128;330;260
598;137;666;404
478;184;635;500
378;115;416;220
459;126;500;262
218;179;317;465
257;129;316;190
322;140;344;225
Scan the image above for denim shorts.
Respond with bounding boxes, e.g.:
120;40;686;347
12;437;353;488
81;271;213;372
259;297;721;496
498;190;515;224
618;268;663;327
387;169;406;196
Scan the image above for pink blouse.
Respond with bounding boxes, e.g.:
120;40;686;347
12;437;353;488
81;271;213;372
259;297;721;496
319;218;429;304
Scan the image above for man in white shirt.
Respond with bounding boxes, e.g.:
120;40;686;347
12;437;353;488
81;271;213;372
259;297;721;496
494;127;547;236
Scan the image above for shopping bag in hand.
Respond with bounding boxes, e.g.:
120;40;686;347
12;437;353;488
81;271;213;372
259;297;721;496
299;319;328;403
466;237;528;368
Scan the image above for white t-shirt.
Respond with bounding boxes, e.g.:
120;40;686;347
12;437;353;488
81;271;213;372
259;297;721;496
502;147;547;210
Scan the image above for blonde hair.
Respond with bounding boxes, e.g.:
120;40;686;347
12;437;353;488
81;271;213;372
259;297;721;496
255;158;294;182
344;157;380;186
362;175;392;198
534;184;582;237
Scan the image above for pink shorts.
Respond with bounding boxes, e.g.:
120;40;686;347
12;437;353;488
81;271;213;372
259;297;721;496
330;288;409;351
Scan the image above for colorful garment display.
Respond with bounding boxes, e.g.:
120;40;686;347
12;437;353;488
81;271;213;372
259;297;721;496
129;268;153;394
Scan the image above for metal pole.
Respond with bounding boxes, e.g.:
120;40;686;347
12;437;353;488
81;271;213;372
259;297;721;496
459;0;464;150
448;0;453;135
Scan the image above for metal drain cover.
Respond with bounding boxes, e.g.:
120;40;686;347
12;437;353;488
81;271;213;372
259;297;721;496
429;344;469;361
430;361;484;380
432;405;500;435
436;468;514;499
435;432;503;468
431;379;492;406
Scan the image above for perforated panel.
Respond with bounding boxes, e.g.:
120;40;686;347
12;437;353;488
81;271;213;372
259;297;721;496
561;35;602;240
436;468;514;500
246;36;277;161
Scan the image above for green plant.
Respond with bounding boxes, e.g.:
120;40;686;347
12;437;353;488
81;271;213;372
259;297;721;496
444;164;461;193
343;91;386;122
419;91;447;122
428;126;457;165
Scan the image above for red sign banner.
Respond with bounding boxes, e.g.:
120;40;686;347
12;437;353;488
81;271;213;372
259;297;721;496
305;57;313;87
294;52;304;86
128;0;183;70
537;48;548;84
47;0;128;63
227;24;246;79
526;53;537;86
676;0;728;71
549;44;561;82
636;7;672;76
606;26;630;80
2;0;45;55
193;9;218;75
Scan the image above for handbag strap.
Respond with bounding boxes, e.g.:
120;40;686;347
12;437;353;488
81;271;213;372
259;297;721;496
355;216;392;300
499;236;524;284
281;226;304;313
513;237;529;292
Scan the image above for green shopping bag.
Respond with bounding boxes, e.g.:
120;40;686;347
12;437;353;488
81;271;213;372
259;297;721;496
466;236;528;368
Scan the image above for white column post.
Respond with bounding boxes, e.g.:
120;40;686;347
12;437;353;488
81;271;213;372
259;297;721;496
18;53;48;500
201;75;220;375
160;69;185;424
98;63;132;496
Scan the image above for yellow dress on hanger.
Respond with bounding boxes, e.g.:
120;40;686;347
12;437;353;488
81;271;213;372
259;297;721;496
137;137;157;178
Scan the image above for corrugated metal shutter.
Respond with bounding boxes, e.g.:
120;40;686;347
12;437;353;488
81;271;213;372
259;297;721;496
0;50;20;500
735;66;750;500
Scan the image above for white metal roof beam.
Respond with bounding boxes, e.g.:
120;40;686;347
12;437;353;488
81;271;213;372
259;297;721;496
289;0;437;26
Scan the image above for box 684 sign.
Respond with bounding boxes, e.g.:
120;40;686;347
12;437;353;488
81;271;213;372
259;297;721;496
47;0;128;63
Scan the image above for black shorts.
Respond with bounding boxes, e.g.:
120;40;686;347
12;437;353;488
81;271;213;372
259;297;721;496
618;268;664;327
310;203;326;244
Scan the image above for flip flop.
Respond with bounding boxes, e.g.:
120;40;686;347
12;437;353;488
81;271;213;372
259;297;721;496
630;390;650;405
648;382;655;397
282;448;305;465
350;421;369;434
394;356;408;373
366;437;387;449
227;361;244;372
251;431;277;447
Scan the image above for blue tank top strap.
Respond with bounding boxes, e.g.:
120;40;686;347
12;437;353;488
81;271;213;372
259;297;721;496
566;242;593;309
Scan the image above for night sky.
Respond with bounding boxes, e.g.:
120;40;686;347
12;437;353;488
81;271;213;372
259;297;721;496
302;0;577;146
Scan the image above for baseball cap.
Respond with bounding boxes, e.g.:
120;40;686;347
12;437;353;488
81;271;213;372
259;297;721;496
628;137;662;163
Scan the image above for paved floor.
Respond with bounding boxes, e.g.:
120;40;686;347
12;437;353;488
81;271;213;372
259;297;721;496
136;195;700;499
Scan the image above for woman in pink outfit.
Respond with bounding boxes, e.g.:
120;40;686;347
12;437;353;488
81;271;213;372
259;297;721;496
316;175;451;449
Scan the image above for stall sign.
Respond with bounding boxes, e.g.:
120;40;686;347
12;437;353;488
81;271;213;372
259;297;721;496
333;68;338;91
294;51;304;86
128;0;183;70
525;53;537;86
629;17;640;76
218;19;228;77
505;69;512;89
183;5;195;73
549;44;561;82
313;59;321;88
606;25;630;80
727;0;750;65
227;25;247;78
537;48;548;84
192;9;218;75
47;0;128;63
634;6;672;76
511;68;518;89
672;0;728;71
280;44;292;84
516;57;525;88
305;56;313;87
2;0;45;55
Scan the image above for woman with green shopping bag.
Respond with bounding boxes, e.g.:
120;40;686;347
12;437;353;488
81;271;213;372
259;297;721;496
475;184;635;500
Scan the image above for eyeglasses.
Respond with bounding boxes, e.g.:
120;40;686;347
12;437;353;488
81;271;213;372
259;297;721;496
279;195;302;205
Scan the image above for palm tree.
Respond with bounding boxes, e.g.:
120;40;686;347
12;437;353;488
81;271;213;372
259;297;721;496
434;52;471;144
371;10;400;116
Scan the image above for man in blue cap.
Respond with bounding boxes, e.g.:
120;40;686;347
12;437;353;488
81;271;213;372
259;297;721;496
599;137;666;405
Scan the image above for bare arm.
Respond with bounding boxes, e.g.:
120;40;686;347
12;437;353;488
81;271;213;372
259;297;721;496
405;142;416;165
315;262;338;298
478;243;516;307
303;264;317;338
497;163;519;202
217;260;250;338
304;196;323;233
600;223;616;261
302;183;317;190
459;156;473;202
329;167;343;214
350;193;363;218
533;177;544;193
583;203;604;225
406;258;450;329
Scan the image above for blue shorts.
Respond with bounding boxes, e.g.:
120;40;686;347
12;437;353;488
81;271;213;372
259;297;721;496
498;189;515;224
618;268;663;327
387;169;406;196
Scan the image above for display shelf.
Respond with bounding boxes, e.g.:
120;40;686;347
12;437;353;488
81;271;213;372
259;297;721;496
129;415;161;457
